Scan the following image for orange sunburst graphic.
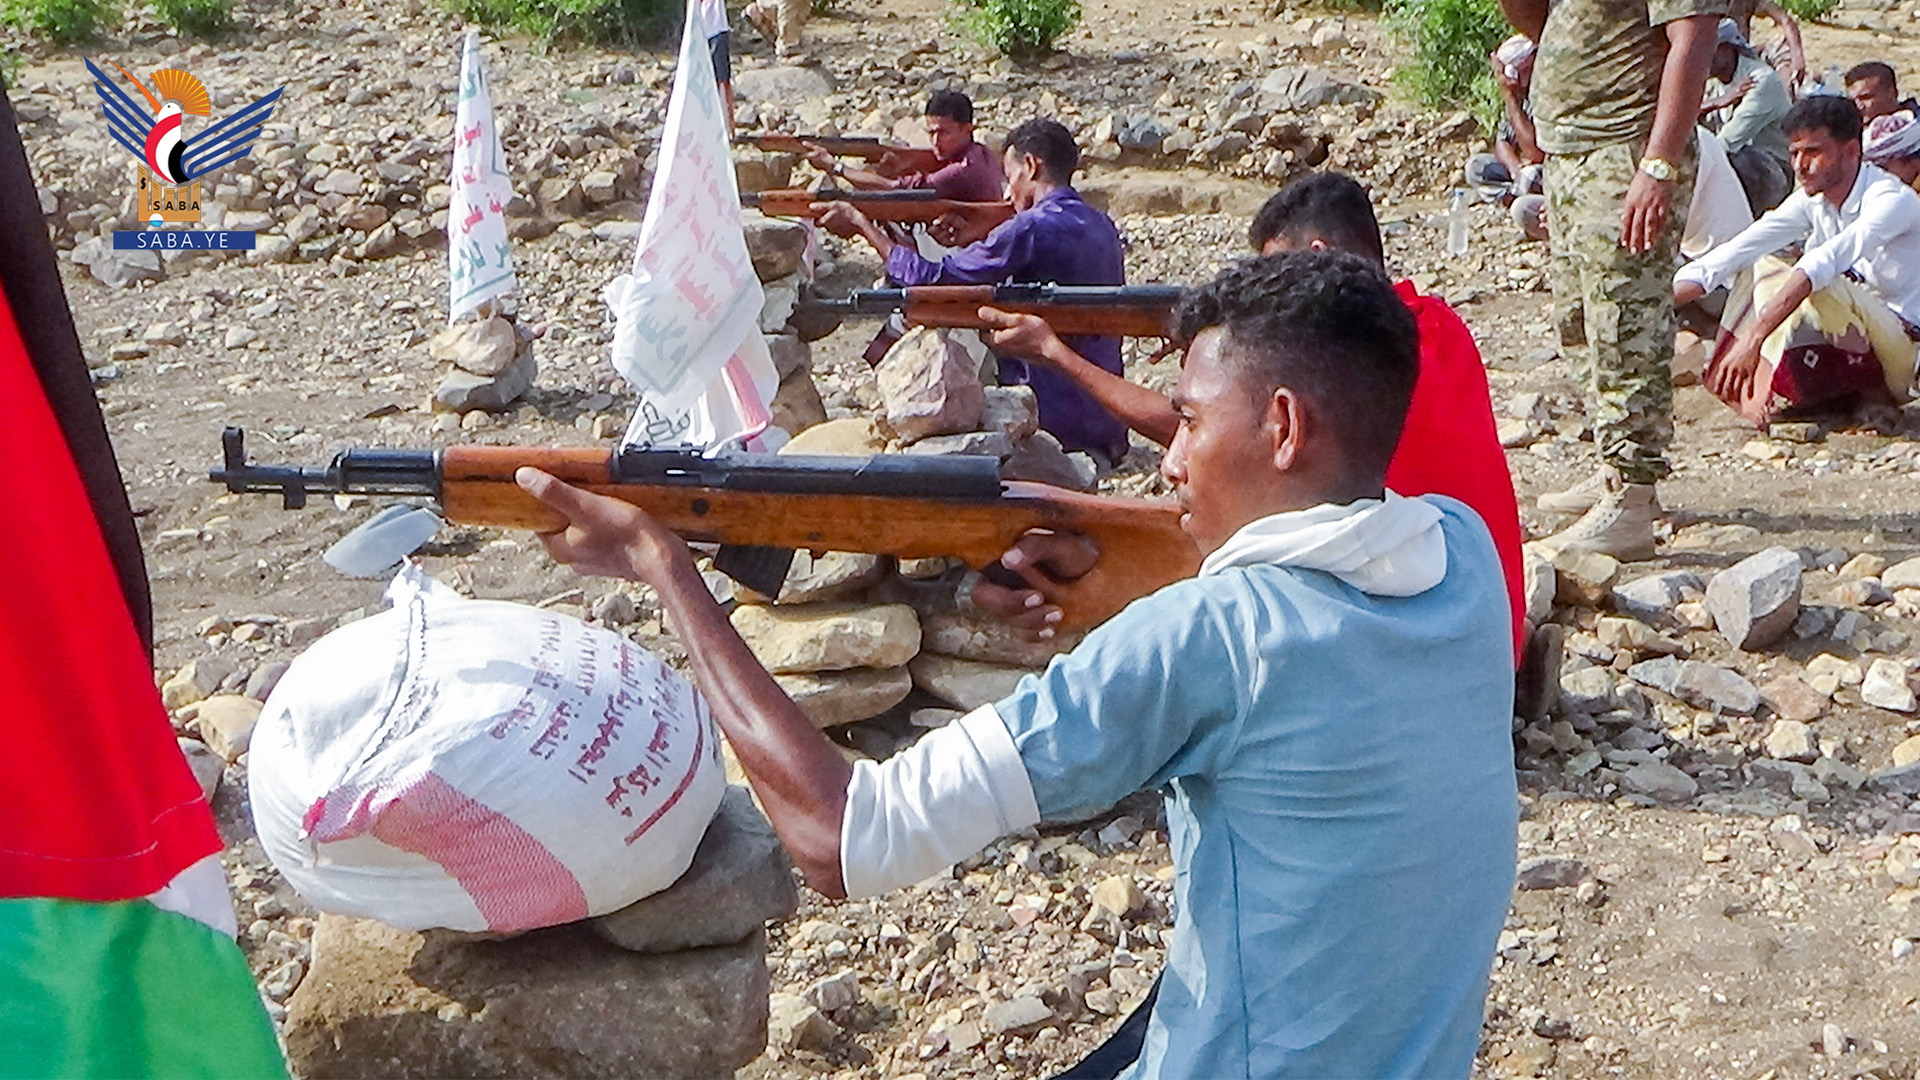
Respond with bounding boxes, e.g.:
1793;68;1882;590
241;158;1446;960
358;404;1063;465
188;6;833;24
148;68;210;116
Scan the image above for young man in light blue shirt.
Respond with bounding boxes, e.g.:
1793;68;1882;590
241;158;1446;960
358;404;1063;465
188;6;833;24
516;252;1519;1079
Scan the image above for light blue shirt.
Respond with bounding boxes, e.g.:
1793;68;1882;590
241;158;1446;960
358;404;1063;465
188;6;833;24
992;500;1518;1079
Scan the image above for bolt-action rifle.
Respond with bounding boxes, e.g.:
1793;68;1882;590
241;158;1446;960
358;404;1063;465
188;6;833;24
737;134;941;178
741;187;1015;232
208;428;1199;631
802;284;1187;340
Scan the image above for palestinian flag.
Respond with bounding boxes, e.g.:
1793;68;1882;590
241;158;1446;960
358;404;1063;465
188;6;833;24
0;85;284;1076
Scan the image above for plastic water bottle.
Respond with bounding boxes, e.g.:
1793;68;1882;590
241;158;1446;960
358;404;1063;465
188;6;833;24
1447;189;1470;258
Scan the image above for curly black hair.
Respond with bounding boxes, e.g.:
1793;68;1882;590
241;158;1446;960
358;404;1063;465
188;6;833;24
1174;250;1418;480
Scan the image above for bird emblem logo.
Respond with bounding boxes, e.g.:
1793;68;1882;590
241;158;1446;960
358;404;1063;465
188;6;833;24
86;58;284;227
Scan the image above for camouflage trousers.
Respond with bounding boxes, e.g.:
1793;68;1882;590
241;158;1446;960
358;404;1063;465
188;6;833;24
1546;138;1695;485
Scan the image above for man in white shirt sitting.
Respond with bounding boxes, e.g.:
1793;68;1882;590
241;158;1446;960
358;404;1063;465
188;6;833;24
1673;95;1920;424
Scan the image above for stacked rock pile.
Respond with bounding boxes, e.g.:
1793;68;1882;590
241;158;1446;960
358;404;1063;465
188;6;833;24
282;786;799;1079
426;311;541;420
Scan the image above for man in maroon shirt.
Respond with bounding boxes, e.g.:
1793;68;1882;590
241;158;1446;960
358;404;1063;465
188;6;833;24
805;89;1005;202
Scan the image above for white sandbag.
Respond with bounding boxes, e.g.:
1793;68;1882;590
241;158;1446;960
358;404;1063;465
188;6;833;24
250;566;725;932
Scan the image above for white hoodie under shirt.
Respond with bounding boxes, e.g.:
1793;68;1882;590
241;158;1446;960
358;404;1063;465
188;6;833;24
837;493;1448;897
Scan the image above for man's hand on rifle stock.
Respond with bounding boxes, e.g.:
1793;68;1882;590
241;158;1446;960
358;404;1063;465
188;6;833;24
971;532;1101;641
815;201;870;238
515;467;691;586
977;307;1065;363
929;209;996;247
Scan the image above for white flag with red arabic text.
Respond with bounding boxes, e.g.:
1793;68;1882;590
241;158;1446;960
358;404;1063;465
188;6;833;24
447;29;517;323
605;0;776;450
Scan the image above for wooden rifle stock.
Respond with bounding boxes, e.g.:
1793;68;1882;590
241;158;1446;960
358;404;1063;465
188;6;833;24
808;284;1187;339
209;430;1199;631
742;188;1016;230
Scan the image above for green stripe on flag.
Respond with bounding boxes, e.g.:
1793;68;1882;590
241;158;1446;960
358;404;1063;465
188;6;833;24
0;897;285;1079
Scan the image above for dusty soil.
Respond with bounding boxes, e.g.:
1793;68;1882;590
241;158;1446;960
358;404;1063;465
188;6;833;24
11;0;1920;1075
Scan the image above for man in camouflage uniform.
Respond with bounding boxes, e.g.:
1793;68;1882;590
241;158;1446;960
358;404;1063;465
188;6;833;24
1501;0;1725;559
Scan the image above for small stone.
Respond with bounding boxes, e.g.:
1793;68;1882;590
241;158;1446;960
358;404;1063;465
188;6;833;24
1594;616;1684;657
775;667;914;728
1621;761;1698;802
1551;548;1619;607
909;706;962;728
1757;675;1825;722
1557;666;1616;713
730;602;920;673
805;969;861;1012
581;170;620;204
982;386;1040;442
909;654;1032;710
903;431;1012;458
876;327;985;443
766;334;811;380
741;550;887;606
340;202;389;232
1705;547;1803;650
1892;733;1920;768
1521;546;1555;625
223;326;259;350
920;611;1068;667
195;694;263;762
177;737;223;800
1806;653;1864;687
1763;719;1818;763
1002;430;1093;491
161;654;238;710
1626;658;1761;714
591;591;639;625
1840;553;1888;579
1822;1022;1845;1057
982;995;1054;1035
768;992;839;1056
1861;658;1916;712
1091;874;1146;917
144;321;188;345
1882;555;1920;590
1515;855;1589;890
1610;570;1700;627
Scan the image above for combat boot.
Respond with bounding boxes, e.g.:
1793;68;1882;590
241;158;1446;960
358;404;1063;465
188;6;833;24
1536;467;1613;513
1539;483;1659;562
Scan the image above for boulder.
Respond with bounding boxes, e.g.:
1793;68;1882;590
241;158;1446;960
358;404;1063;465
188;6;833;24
731;602;919;673
1116;116;1172;151
71;236;164;288
766;333;811;380
779;417;886;456
1256;66;1382;110
429;316;520;377
1704;547;1803;650
921;611;1070;667
774;667;914;728
1002;430;1094;491
433;351;536;413
284;916;768;1079
769;370;827;436
910;654;1032;710
741;211;810;282
1620;761;1698;803
903;431;1012;458
591;787;798;954
734;150;797;194
876;327;986;442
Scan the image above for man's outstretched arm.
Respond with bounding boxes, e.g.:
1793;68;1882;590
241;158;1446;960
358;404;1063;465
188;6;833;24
978;307;1180;446
516;467;853;898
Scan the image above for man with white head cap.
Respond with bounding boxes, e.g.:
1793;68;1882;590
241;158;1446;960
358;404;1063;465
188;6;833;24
1865;110;1920;190
1702;17;1792;212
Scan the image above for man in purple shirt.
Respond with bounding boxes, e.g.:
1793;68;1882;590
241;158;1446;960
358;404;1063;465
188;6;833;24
819;118;1130;464
806;90;1006;203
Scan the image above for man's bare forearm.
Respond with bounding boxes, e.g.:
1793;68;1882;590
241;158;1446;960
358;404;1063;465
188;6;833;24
1744;268;1813;348
1038;337;1179;446
1650;16;1720;163
648;551;852;898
